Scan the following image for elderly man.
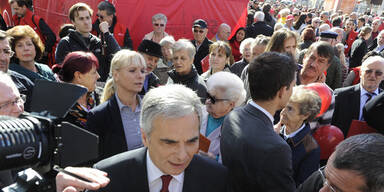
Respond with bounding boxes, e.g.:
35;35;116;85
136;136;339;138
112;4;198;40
245;11;273;38
221;52;297;192
312;17;321;36
332;55;384;137
84;84;228;191
211;23;231;42
369;27;384;52
320;11;332;27
92;1;133;49
143;13;169;43
297;133;384;192
191;19;213;74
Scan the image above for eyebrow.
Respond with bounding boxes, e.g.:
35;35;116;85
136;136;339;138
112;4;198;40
160;136;199;144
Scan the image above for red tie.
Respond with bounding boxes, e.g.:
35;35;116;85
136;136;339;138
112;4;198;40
160;175;173;192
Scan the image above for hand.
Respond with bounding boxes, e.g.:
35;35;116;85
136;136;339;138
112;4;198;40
99;21;110;34
274;121;283;134
56;167;110;192
315;73;326;83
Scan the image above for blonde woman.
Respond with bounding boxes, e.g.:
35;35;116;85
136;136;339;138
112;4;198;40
86;50;146;161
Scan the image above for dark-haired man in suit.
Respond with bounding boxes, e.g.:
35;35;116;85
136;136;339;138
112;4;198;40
221;52;297;192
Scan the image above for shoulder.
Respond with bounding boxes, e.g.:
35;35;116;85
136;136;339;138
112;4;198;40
89;98;114;115
334;85;358;96
188;155;227;181
94;147;146;170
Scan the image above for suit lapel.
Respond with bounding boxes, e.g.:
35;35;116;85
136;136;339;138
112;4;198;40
136;148;150;192
352;85;361;120
108;95;128;148
182;156;198;192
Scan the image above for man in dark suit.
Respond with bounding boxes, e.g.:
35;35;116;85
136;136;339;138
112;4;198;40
332;55;384;137
245;11;273;38
364;91;384;134
191;19;213;74
221;52;297;192
88;84;227;192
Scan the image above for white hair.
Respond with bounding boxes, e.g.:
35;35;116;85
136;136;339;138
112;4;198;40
172;39;196;59
159;35;175;47
274;23;284;31
362;56;384;69
152;13;167;23
0;72;19;96
279;8;290;17
219;23;230;31
239;38;254;54
319;24;331;33
140;84;202;136
207;72;246;107
254;11;265;22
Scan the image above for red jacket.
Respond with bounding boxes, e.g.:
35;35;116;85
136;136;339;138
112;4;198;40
112;22;126;47
345;30;358;56
13;9;45;43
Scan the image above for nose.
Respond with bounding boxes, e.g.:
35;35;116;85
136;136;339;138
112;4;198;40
319;185;328;192
175;144;188;161
11;102;24;117
96;72;100;79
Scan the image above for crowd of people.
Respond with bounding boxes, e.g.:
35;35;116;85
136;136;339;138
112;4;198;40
0;0;384;191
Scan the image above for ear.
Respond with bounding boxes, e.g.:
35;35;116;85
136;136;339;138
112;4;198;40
278;85;287;99
73;71;82;81
141;128;149;147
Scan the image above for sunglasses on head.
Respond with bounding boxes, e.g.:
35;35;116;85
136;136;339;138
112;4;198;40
206;93;229;104
154;23;165;27
96;14;104;20
364;69;383;77
193;29;205;33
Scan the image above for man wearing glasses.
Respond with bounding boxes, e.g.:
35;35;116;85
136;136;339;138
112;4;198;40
332;55;384;137
143;13;169;44
191;19;212;75
297;133;384;192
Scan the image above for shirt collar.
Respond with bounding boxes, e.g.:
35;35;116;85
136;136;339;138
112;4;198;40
360;85;379;97
249;100;274;124
146;150;184;184
115;93;141;112
283;124;306;139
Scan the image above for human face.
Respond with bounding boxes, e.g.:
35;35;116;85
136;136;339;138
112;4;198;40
312;19;321;28
218;26;231;41
142;53;160;73
209;48;228;71
161;44;173;61
346;21;355;32
286;19;294;27
153;19;166;34
302;50;330;80
319;154;367;192
97;10;113;26
0;39;12;72
243;44;252;62
72;10;92;36
0;83;24;117
236;30;245;42
280;101;308;130
10;2;27;18
173;49;193;75
113;64;146;94
284;37;297;56
205;90;234;118
192;27;208;44
360;59;384;93
378;32;384;46
372;20;380;32
321;14;328;21
14;37;36;63
251;44;266;60
76;65;100;92
142;113;200;175
357;20;364;28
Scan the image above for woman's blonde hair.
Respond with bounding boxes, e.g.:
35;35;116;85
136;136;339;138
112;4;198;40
100;50;146;103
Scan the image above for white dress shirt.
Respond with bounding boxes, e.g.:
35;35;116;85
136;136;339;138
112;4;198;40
249;100;274;125
146;151;184;192
359;86;379;120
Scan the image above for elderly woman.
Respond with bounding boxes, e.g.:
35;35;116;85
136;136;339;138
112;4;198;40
167;39;207;102
201;41;232;81
153;35;175;85
276;85;321;186
86;50;146;161
52;51;100;128
7;25;56;82
201;71;246;161
143;13;169;43
230;37;253;77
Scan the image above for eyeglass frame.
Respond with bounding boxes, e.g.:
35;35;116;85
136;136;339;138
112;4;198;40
153;23;165;27
0;94;26;111
206;92;230;104
193;29;205;34
363;69;383;77
318;166;338;192
0;49;15;58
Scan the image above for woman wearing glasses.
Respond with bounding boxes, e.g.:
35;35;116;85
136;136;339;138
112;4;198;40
143;13;169;43
200;71;245;162
7;25;56;82
275;85;321;186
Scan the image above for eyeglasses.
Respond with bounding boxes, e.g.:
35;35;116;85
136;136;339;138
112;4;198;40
193;29;205;34
154;23;165;27
0;49;14;57
206;93;229;104
364;69;383;77
319;166;338;192
0;94;26;111
96;14;104;20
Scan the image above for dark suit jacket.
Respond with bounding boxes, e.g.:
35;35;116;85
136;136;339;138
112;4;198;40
191;38;213;75
86;95;127;161
221;103;296;192
88;147;228;192
364;91;384;134
245;21;273;38
349;38;367;69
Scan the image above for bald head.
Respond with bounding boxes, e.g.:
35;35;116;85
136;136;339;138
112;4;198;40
360;56;384;93
217;23;231;41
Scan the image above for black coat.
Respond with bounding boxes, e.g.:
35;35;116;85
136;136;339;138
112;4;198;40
55;29;120;81
349;38;367;69
230;59;248;77
245;21;273;38
191;38;212;74
88;147;228;192
363;91;384;134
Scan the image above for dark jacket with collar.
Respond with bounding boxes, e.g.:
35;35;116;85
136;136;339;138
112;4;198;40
281;123;320;186
9;70;34;112
55;29;120;81
92;16;133;49
139;72;160;96
245;21;273;38
230;59;248;77
191;38;212;74
88;147;228;192
168;67;207;103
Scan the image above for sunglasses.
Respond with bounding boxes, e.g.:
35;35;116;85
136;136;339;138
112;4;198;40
193;29;205;33
364;69;383;77
206;93;229;104
96;14;104;20
318;167;337;192
154;23;165;27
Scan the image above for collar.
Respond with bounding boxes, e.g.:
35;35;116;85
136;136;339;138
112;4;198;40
360;85;379;97
146;151;184;185
115;92;141;112
282;124;311;147
283;123;306;139
249;101;274;124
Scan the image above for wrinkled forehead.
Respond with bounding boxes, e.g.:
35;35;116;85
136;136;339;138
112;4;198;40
0;39;11;48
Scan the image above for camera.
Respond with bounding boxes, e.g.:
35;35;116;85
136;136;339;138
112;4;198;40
0;80;99;192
